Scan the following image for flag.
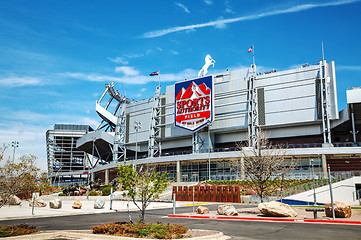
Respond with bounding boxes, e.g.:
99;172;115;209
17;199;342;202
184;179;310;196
248;46;253;53
149;70;159;76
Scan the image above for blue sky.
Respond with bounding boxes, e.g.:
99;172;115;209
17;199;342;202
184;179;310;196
0;0;360;170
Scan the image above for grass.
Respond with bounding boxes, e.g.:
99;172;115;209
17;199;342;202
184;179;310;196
92;222;188;239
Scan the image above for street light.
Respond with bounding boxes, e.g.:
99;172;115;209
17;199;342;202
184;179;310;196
134;121;142;161
11;141;19;163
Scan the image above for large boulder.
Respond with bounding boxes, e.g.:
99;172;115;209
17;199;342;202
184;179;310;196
325;201;352;218
72;200;82;209
8;195;22;205
196;206;209;214
94;198;105;209
217;204;238;216
49;199;62;209
258;201;297;217
29;199;47;207
246;189;257;195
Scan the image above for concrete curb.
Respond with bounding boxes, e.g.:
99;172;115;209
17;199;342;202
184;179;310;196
168;214;361;225
4;230;230;240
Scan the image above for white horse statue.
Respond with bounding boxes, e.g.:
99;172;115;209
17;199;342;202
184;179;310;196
198;54;215;78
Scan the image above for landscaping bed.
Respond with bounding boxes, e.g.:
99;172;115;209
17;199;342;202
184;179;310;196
0;224;37;238
92;222;188;239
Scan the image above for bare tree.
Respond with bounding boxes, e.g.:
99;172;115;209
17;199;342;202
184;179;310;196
235;130;292;202
0;154;40;207
278;158;298;203
117;163;170;223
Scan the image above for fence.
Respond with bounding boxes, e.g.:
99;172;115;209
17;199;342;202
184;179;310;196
172;185;241;203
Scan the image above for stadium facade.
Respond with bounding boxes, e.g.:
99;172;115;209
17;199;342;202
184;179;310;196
46;60;361;185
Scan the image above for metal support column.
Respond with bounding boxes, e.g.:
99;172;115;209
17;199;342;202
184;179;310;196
113;100;127;162
148;86;162;158
192;131;204;153
176;160;181;183
350;103;359;144
319;60;333;146
322;154;328;179
247;64;258;147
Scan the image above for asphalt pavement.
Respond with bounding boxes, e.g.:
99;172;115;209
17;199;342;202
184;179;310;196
1;204;360;240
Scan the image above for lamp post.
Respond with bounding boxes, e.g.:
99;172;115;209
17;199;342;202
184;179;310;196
11;141;19;163
310;159;317;205
134;121;142;161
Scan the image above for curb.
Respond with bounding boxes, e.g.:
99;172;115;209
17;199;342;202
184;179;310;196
4;230;230;240
168;214;361;225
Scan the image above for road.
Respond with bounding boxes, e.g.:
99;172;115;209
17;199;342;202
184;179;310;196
0;204;359;240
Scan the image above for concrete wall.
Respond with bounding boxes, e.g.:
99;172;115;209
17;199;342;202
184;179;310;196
286;176;361;204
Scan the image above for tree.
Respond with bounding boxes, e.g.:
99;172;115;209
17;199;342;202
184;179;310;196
235;129;295;202
0;154;40;207
117;162;170;223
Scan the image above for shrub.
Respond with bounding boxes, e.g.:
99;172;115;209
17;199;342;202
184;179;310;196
89;191;99;196
58;193;65;196
102;186;112;196
92;222;187;239
0;224;37;238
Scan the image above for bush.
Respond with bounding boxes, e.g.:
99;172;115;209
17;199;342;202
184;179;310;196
58;193;66;197
89;191;99;196
0;224;37;238
102;186;112;196
92;222;187;239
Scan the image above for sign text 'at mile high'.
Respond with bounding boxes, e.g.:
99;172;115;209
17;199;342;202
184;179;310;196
174;75;214;131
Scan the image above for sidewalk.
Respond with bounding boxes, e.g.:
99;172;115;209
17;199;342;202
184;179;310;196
0;195;178;221
168;204;361;225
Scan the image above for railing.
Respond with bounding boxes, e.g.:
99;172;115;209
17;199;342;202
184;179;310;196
124;142;361;161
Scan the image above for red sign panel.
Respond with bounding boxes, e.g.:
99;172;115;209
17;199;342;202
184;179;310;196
174;76;214;131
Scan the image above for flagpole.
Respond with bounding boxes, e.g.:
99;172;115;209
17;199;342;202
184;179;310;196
158;70;160;87
321;40;325;61
252;44;255;66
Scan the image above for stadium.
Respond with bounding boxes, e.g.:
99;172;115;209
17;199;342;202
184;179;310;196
46;59;361;185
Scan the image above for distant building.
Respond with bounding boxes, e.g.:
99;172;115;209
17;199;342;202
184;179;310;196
46;124;93;185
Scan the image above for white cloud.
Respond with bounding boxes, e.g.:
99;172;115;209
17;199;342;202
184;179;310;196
204;0;213;5
170;50;179;55
142;0;360;38
108;57;128;65
175;2;190;14
115;66;140;76
225;1;235;13
141;88;147;92
0;76;48;87
78;117;99;128
62;68;199;85
337;65;361;71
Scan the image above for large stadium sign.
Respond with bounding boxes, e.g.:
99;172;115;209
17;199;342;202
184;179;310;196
174;76;214;131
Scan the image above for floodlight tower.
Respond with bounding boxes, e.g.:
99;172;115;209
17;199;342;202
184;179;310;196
11;140;19;163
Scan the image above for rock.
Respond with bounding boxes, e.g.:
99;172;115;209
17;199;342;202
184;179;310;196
72;200;82;209
49;199;62;209
8;195;22;205
217;204;238;216
325;201;352;218
258;201;297;217
94;198;105;209
196;206;209;214
29;199;47;207
246;189;257;195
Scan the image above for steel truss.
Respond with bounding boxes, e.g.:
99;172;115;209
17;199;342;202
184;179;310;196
319;60;333;146
148;86;162;158
247;64;259;148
